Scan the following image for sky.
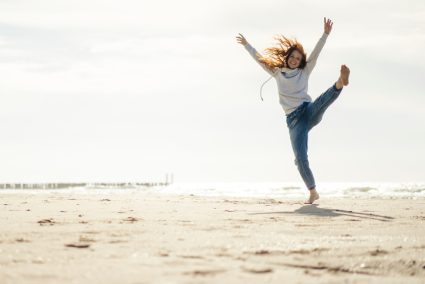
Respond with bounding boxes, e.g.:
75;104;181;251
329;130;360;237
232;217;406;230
0;0;424;183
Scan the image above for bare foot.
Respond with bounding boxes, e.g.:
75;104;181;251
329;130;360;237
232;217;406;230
304;189;320;204
340;65;350;85
336;65;350;89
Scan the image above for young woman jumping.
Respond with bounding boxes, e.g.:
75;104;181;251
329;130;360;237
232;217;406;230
236;18;350;204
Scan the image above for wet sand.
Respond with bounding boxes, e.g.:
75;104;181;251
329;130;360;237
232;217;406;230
1;191;425;283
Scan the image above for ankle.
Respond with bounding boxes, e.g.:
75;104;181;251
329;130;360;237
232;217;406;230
335;80;343;90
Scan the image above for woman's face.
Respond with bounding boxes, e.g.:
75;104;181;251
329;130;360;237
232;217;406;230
287;50;303;69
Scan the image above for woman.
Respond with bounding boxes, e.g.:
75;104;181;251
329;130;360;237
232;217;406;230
236;18;350;204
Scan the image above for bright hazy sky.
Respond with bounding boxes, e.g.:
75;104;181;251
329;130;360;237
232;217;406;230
1;0;424;183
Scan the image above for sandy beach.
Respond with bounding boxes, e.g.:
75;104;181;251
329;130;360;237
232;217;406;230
1;191;425;283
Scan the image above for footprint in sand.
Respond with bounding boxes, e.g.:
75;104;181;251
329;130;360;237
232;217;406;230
121;217;140;223
82;230;101;235
65;243;91;248
249;249;286;256
183;269;226;276
109;240;128;244
289;248;330;254
79;235;96;243
369;248;389;256
158;250;170;257
179;255;205;259
37;219;55;226
241;266;273;274
15;238;31;243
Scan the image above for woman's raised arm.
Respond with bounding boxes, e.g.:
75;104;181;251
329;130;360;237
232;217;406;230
305;17;333;75
237;33;277;76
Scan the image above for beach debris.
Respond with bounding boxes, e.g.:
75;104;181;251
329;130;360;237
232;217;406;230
370;248;388;256
183;269;226;276
158;250;170;257
241;266;273;274
65;243;90;249
100;199;111;202
37;218;55;226
15;238;30;243
253;249;271;255
122;217;139;223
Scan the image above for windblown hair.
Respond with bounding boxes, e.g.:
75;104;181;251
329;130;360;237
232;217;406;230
258;35;307;69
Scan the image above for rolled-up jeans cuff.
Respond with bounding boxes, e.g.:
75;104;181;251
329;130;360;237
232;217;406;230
333;83;343;92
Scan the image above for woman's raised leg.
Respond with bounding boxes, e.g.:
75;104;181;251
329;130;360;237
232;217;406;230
307;65;350;130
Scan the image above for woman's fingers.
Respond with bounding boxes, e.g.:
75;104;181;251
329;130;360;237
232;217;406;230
236;33;247;45
323;17;333;34
324;17;332;25
325;18;333;27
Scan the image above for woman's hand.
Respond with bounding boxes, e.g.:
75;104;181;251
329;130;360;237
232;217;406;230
236;33;248;46
324;17;333;35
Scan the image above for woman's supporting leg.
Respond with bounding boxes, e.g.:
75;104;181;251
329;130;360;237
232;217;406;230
289;123;320;204
289;119;316;191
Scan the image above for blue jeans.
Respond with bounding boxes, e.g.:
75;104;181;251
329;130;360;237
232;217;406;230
286;84;342;190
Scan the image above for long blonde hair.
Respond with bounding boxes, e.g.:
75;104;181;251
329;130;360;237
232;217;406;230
259;35;307;69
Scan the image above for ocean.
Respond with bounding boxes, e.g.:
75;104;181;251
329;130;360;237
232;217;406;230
1;182;424;199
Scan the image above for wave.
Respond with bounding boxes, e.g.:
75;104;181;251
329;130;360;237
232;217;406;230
1;182;424;198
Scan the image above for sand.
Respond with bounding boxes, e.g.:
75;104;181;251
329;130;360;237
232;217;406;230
1;190;425;283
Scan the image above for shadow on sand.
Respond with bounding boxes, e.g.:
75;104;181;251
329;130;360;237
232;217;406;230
249;204;394;222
